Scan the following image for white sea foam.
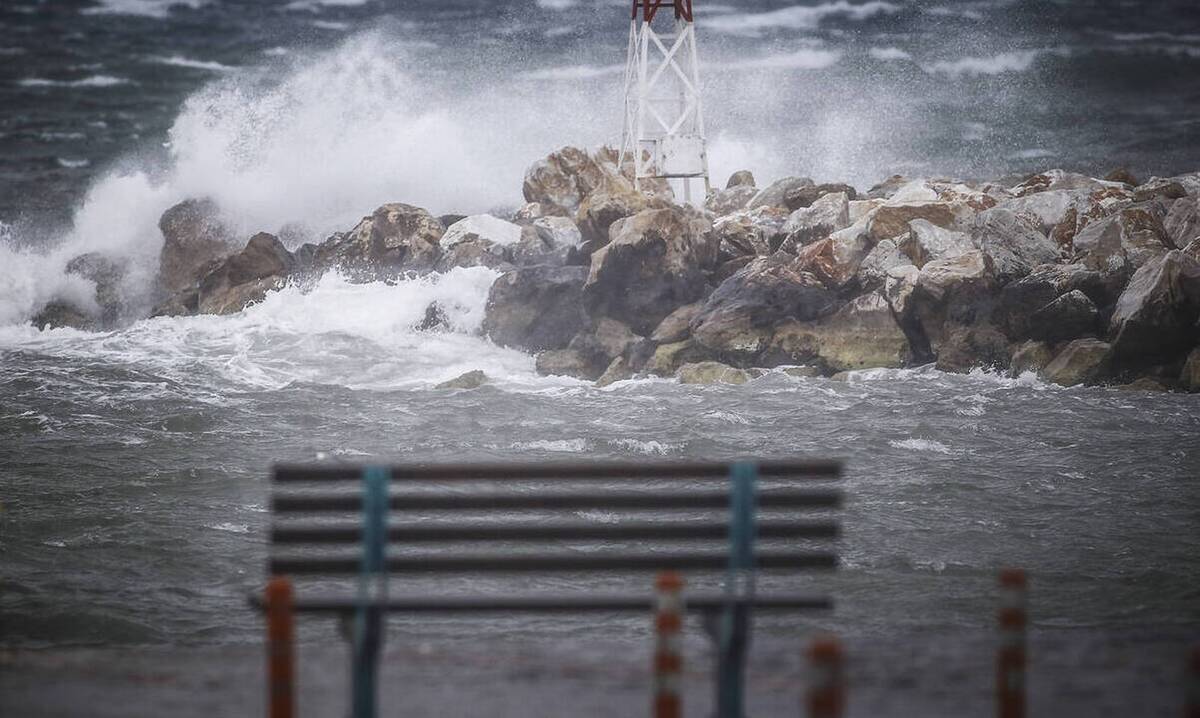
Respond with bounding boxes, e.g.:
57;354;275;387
19;75;133;88
511;439;590;452
869;46;911;62
56;158;91;169
206;522;250;534
520;63;623;80
535;0;578;9
921;49;1050;77
147;55;236;72
889;438;953;454
82;0;207;19
0;268;545;390
719;49;843;72
706;1;901;36
609;438;680;456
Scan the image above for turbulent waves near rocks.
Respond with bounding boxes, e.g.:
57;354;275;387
26;148;1200;392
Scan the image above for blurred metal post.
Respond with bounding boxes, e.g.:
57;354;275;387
806;637;844;718
1188;646;1200;718
265;576;295;718
997;568;1027;718
716;461;757;718
654;571;685;718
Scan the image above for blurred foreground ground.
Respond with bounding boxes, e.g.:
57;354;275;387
1;627;1193;717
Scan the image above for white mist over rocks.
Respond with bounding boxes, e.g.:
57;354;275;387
0;16;1056;331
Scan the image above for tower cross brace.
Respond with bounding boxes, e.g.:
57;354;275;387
619;0;711;204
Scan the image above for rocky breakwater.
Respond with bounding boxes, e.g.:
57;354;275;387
34;147;1200;392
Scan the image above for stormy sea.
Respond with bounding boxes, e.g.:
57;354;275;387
2;1;1199;716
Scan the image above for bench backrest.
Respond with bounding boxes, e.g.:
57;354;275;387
267;459;842;609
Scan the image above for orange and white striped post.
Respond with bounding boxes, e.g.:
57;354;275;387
654;571;685;718
997;568;1027;718
1188;646;1200;718
266;576;295;718
806;637;844;718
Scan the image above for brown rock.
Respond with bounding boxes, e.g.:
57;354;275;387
157;198;236;294
1041;339;1112;386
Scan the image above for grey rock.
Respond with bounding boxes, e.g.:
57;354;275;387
1028;290;1098;343
971;207;1061;283
676;361;755;385
435;370;488;390
583;207;715;335
1041;339;1112;386
157;198;237;294
747;176;815;211
899;219;972;268
1108;250;1200;367
482;265;589;352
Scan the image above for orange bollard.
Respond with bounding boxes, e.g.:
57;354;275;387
807;637;844;718
653;571;684;718
266;576;295;718
1188;646;1200;718
997;569;1027;718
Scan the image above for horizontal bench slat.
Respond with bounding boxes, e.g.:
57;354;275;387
271;490;841;513
272;460;842;483
250;593;833;613
270;519;839;544
269;551;837;575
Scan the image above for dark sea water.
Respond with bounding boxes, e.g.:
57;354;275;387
1;1;1200;715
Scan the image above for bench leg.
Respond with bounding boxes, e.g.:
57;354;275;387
702;604;750;718
266;576;295;718
351;607;382;718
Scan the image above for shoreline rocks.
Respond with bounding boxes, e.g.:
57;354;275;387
38;146;1200;392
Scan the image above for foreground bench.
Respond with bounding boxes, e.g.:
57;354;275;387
254;459;843;718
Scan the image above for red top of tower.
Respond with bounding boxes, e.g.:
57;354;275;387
631;0;693;23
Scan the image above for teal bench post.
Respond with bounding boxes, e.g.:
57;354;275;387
716;461;758;718
352;466;388;718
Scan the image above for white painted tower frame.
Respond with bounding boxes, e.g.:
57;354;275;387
619;0;711;203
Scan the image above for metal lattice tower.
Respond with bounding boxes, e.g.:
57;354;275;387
619;0;711;204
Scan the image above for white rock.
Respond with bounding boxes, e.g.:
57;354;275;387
442;215;523;248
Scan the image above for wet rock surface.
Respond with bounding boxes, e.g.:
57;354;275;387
101;147;1200;390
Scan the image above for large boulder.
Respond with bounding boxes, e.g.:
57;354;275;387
1181;348;1200;392
1041;339;1112;387
856;239;912;291
793;223;874;290
705;185;757;216
747;177;815;211
711;208;782;259
583;207;714;335
898;219;972;268
784;183;858;210
1012;169;1124;197
676;361;755;385
994;263;1110;339
643;338;714;377
1071;204;1173;281
64;252;126;326
565;318;641;372
779;192;850;250
575;175;661;247
1164;197;1200;248
689;252;839;364
996;190;1082;235
934;324;1011;374
651;302;704;344
31;301;94;331
435;215;522;272
535;348;605;380
522;146;607;216
1027;290;1099;343
1009;340;1055;377
1107;250;1200;368
511;217;582;267
315;203;444;279
196;232;294;315
158;198;237;294
971;207;1061;283
909;250;996;355
482;265;589;352
866;202;957;243
765;292;911;371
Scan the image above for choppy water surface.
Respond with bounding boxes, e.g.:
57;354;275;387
1;273;1198;650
